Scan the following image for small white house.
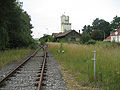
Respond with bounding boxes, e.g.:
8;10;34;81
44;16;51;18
110;29;120;42
104;28;120;42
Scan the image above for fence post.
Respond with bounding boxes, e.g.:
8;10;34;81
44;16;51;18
91;50;96;80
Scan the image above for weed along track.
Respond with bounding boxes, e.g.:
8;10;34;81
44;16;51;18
0;46;48;90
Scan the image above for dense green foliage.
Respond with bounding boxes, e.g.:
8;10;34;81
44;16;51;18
92;18;112;38
91;30;103;41
82;25;92;35
86;40;96;45
0;0;34;50
81;31;91;44
39;34;54;45
111;16;120;30
82;16;120;41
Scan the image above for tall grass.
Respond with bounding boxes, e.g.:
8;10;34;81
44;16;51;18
48;42;120;89
0;48;31;68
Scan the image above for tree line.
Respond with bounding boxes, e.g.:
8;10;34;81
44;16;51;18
39;16;120;44
81;16;120;43
0;0;34;51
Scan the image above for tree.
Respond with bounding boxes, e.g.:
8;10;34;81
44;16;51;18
39;34;54;43
91;30;103;41
8;3;33;48
111;16;120;30
81;31;91;43
0;27;9;51
0;0;13;50
92;18;112;38
0;0;34;50
82;25;92;35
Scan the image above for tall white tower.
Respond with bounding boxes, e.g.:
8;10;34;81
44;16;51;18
61;14;71;32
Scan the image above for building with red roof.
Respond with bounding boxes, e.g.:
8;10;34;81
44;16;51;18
110;28;120;42
104;28;120;42
104;36;111;41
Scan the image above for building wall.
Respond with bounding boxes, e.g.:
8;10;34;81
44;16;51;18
65;31;80;41
61;24;71;32
61;15;71;32
111;36;120;42
104;39;111;41
56;31;80;42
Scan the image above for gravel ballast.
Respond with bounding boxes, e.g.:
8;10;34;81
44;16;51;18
0;50;67;90
0;51;34;80
41;52;67;90
0;52;43;90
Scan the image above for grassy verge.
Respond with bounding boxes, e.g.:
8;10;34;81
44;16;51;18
48;42;120;90
0;48;31;68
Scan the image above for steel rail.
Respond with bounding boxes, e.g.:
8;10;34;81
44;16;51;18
0;50;38;83
37;51;47;90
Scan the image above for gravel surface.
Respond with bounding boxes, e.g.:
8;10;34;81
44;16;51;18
0;50;67;90
41;52;67;90
0;51;34;80
0;52;43;90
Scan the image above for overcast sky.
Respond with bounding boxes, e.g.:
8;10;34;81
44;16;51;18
20;0;120;38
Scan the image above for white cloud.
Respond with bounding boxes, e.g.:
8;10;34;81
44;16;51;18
20;0;120;38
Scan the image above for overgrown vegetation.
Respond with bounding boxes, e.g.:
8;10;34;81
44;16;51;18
0;0;34;51
82;16;120;41
39;34;54;45
86;40;96;45
0;48;31;68
48;42;120;90
81;31;91;44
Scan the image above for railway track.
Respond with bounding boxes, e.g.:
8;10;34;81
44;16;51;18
0;46;48;90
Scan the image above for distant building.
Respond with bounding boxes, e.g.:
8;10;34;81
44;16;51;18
52;14;80;42
61;14;71;32
104;36;111;41
110;28;120;42
52;30;81;42
104;28;120;42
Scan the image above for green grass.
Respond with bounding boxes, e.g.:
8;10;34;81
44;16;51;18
48;42;120;89
0;48;31;68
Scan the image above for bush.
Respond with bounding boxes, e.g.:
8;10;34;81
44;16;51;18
86;40;96;45
29;43;37;49
81;32;91;44
40;39;46;45
91;30;103;41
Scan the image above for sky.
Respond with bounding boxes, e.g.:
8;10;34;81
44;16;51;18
20;0;120;38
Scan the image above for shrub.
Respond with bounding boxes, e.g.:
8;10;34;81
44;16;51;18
91;30;103;41
81;32;91;44
40;39;46;45
86;40;96;45
29;43;37;49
